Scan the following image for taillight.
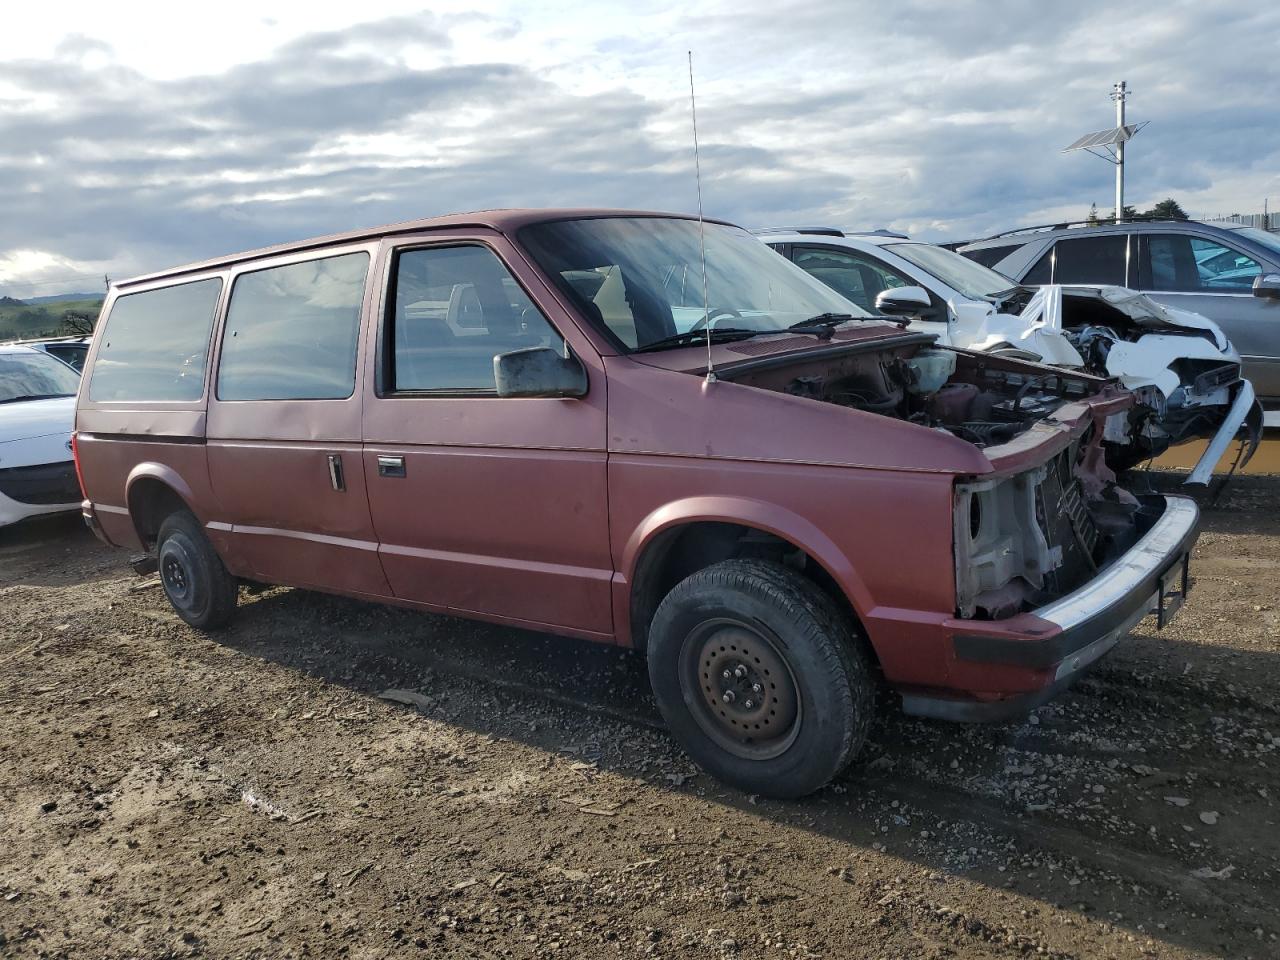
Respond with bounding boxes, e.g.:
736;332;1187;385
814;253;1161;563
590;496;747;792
71;431;87;498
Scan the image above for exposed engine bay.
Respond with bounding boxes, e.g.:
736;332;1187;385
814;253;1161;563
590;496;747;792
730;339;1153;619
735;341;1105;450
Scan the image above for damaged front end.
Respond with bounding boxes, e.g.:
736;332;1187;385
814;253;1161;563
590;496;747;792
962;285;1263;484
953;425;1151;620
1031;286;1264;483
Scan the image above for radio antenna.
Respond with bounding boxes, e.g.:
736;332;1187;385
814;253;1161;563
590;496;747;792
687;51;715;383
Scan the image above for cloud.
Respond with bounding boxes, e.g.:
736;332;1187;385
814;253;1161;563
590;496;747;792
1;1;1277;295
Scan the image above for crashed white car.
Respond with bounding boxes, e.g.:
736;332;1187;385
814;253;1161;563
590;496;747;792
0;344;82;528
758;228;1262;482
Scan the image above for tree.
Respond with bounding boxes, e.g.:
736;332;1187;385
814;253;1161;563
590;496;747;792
61;313;95;337
1107;205;1139;221
1147;197;1188;220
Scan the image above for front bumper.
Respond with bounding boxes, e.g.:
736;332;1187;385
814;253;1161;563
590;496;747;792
1186;379;1263;485
903;495;1201;721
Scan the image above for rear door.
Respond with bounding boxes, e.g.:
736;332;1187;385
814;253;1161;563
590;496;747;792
361;232;614;638
205;245;391;597
1136;231;1280;401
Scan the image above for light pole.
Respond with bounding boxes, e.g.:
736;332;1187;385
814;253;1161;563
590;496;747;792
1064;82;1146;224
1111;81;1127;222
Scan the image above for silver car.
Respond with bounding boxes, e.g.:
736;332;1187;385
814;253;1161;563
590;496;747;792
959;220;1280;426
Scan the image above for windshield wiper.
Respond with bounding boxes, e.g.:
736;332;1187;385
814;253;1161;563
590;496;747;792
634;327;760;353
786;312;860;339
0;393;72;404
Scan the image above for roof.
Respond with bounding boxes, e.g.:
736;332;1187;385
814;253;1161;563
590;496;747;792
962;217;1242;248
117;208;734;289
0;343;42;355
755;229;919;249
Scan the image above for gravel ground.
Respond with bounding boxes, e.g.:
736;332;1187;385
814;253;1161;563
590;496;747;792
1;474;1278;959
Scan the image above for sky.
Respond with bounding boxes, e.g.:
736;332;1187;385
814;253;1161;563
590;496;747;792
2;0;1278;298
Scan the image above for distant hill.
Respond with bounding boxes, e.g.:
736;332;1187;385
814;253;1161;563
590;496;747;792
0;296;104;341
23;292;103;305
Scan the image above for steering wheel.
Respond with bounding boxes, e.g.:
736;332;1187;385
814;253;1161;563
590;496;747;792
686;306;744;332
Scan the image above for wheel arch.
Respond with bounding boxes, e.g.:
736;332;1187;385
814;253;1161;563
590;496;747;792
125;463;199;550
620;496;874;654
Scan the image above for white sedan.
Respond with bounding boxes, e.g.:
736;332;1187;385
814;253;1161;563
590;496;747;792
0;344;82;529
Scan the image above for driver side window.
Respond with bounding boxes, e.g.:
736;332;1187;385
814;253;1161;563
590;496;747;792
388;245;565;393
792;246;909;313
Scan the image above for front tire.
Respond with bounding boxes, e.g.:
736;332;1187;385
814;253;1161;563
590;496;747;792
647;559;874;799
156;510;238;630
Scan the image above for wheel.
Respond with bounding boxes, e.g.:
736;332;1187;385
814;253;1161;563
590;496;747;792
646;559;875;799
155;510;238;630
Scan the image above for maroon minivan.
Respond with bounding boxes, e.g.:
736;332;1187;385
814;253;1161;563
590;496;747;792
75;210;1200;797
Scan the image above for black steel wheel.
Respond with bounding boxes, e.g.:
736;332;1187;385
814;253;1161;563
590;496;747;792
680;618;801;761
647;558;875;798
155;510;238;630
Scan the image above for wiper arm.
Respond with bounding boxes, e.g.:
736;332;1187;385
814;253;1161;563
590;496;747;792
786;312;860;340
0;393;71;404
634;327;760;353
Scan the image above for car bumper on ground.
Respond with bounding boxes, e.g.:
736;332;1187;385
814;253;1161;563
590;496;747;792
902;495;1201;722
1186;379;1264;485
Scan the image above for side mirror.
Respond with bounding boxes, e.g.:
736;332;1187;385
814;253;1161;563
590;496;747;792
875;285;937;319
494;346;588;398
1252;273;1280;301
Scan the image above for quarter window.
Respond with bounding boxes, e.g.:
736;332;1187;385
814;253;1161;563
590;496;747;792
1022;248;1053;285
217;252;369;401
89;278;222;402
1047;235;1128;286
1142;234;1261;292
792;246;909;313
962;243;1020;269
388;245;565;393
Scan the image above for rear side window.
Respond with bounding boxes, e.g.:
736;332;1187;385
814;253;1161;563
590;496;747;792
217;252;369;401
1048;235;1128;286
1142;234;1261;292
387;245;565;393
89;278;222;402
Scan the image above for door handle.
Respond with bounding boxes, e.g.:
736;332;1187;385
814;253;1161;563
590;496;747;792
377;455;406;478
327;454;346;491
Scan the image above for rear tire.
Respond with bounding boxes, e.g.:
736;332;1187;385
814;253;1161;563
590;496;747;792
647;559;874;799
156;510;238;630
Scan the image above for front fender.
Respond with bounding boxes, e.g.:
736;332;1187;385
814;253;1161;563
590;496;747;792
616;494;874;646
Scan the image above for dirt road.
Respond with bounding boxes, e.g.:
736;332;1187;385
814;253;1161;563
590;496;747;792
2;477;1279;959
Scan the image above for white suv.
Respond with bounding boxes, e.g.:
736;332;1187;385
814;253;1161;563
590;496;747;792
758;228;1261;483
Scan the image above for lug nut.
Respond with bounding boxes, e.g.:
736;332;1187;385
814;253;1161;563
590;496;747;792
751;683;762;694
721;669;732;679
744;699;754;709
734;665;747;679
722;690;736;703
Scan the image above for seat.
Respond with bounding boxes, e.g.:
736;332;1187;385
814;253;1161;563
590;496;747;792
592;267;638;348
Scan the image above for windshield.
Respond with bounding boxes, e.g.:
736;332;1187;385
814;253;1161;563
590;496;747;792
883;242;1018;299
519;217;871;350
0;350;81;403
1232;226;1280;259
